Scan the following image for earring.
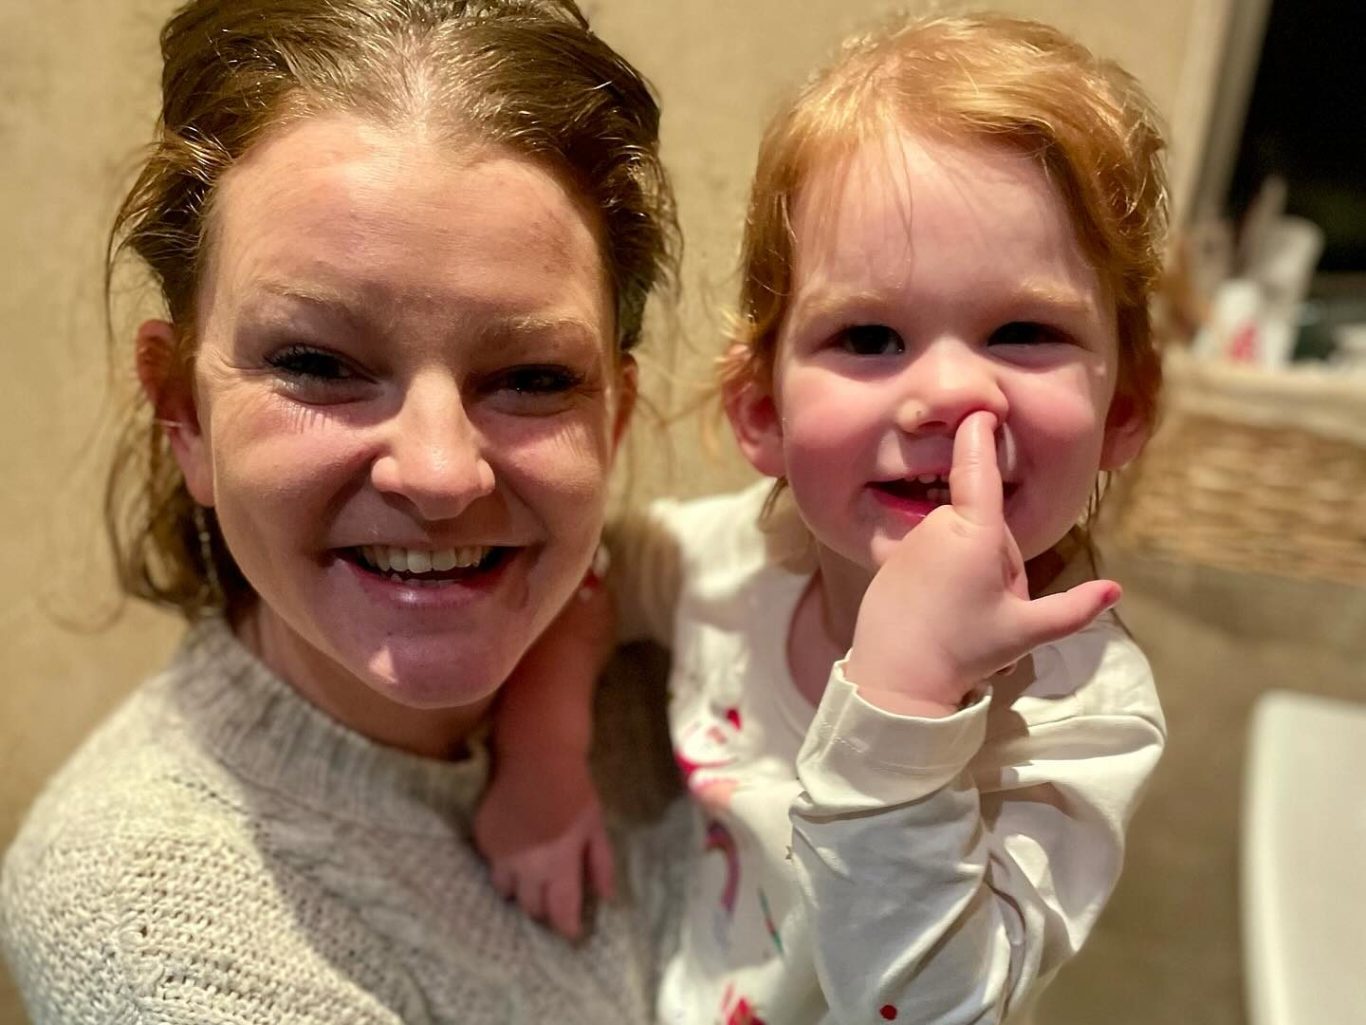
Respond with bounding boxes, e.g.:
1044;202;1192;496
193;504;224;612
577;542;611;602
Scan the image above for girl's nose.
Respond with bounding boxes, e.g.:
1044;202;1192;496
893;341;1008;435
370;376;495;522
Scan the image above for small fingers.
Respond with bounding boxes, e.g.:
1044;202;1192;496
1021;580;1121;650
949;411;1003;526
515;868;547;923
544;866;585;941
587;826;617;904
489;859;516;899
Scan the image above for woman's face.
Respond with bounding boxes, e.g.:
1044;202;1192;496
155;113;630;748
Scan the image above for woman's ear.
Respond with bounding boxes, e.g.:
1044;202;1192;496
1099;392;1150;471
135;319;215;506
611;354;638;452
723;369;787;479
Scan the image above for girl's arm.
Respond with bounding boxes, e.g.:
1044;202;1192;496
791;644;1163;1022
474;508;686;940
789;411;1164;1019
474;573;617;940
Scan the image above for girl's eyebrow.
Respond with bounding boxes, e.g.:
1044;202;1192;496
793;281;1100;326
1007;280;1100;320
790;288;890;326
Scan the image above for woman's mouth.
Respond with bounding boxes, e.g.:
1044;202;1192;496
343;544;508;587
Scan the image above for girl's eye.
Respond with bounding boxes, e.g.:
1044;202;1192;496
838;324;904;356
989;322;1062;347
495;364;584;396
265;345;357;382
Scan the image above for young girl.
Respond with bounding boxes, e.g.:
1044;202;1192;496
475;13;1168;1023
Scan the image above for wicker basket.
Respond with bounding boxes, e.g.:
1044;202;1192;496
1110;350;1366;586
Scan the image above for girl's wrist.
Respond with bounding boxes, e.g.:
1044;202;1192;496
852;685;964;719
844;644;974;714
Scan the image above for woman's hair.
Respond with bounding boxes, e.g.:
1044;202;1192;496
106;0;678;620
721;12;1169;582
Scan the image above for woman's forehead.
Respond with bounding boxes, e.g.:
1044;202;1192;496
198;113;613;340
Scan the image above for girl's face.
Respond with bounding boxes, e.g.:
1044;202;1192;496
731;131;1145;598
152;114;630;747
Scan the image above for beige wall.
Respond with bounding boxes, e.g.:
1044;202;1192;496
0;1;1231;1020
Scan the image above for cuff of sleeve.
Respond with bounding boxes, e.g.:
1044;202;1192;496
795;658;990;810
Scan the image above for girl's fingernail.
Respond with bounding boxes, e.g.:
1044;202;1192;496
996;421;1017;476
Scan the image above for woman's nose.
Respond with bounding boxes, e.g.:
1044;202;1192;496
893;341;1008;435
370;377;495;521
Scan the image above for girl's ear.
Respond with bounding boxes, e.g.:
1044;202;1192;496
135;319;215;506
723;369;787;479
1099;392;1149;471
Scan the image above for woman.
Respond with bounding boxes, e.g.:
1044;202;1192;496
0;1;683;1020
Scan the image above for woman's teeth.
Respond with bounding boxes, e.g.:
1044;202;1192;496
356;545;493;576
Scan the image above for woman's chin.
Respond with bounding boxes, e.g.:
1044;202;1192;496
358;644;513;711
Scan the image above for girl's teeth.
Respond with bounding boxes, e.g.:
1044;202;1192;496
432;549;457;572
406;550;432;574
917;473;939;484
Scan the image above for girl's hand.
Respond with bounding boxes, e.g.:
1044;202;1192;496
474;751;616;941
845;411;1120;716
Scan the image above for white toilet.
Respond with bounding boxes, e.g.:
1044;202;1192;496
1242;689;1366;1025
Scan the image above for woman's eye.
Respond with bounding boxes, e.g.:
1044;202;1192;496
495;364;584;395
989;322;1061;347
838;324;903;356
265;345;356;382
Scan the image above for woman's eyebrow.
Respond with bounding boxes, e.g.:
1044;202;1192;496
238;283;367;329
493;313;599;340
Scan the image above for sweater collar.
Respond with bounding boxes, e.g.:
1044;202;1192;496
166;617;488;834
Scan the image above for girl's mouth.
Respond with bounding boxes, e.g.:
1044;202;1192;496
871;474;951;506
342;544;508;587
870;476;1020;508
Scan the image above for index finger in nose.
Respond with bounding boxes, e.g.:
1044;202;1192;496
949;411;1003;525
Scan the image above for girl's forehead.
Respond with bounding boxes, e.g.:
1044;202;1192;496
793;129;1060;234
783;129;1109;330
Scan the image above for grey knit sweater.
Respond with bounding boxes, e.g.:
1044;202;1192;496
1;619;688;1024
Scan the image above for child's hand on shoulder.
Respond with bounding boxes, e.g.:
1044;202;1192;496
473;577;618;941
474;747;615;941
846;411;1120;717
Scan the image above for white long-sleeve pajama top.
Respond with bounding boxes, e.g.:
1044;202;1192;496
609;482;1166;1025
